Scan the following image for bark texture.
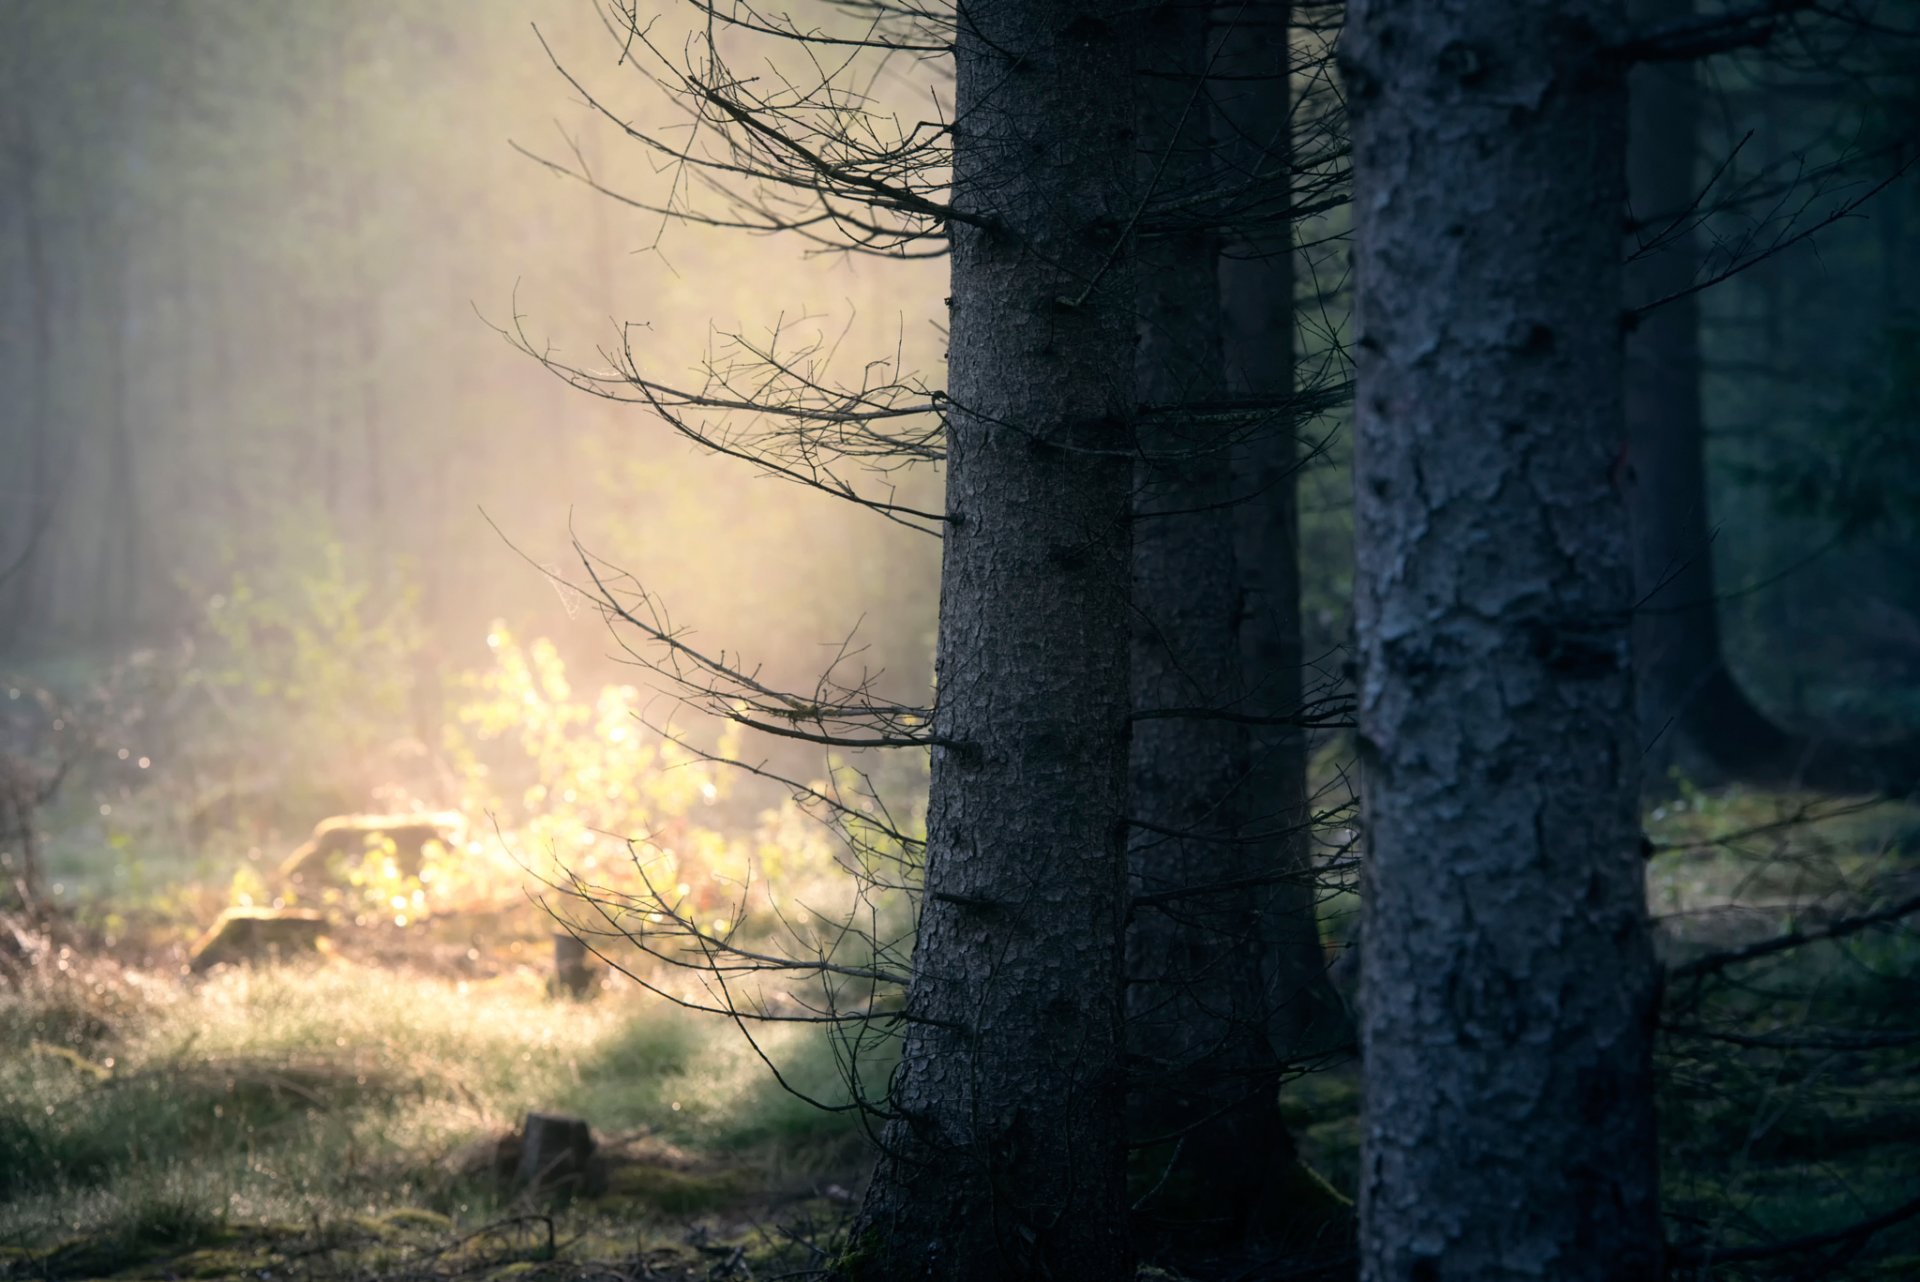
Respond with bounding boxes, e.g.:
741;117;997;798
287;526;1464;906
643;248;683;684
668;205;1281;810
1126;0;1295;1253
1343;3;1666;1279
1625;0;1794;786
844;3;1137;1278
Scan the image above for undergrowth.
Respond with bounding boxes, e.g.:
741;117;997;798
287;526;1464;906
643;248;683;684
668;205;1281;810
0;959;871;1278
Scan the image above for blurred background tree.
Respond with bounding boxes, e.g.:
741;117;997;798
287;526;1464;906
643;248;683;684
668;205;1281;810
0;0;941;700
0;1;944;897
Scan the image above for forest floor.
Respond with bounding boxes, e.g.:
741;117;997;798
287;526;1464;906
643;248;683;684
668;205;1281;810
0;910;874;1282
1;786;1917;1281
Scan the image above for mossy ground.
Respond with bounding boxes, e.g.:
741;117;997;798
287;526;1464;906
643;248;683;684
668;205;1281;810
0;939;870;1281
4;786;1915;1281
1270;788;1920;1281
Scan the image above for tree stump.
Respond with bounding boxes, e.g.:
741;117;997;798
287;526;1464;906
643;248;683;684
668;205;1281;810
187;907;327;971
515;1112;599;1195
552;932;596;998
277;812;461;887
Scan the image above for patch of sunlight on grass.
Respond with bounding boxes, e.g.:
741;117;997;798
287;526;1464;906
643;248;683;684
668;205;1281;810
566;1004;883;1153
0;959;872;1253
157;962;631;1107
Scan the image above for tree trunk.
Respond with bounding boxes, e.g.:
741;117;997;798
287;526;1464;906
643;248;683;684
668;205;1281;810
845;2;1137;1279
1625;11;1917;792
1126;0;1297;1256
1343;2;1666;1279
100;225;143;638
514;1112;598;1195
1215;0;1352;1071
0;65;56;651
1625;0;1795;787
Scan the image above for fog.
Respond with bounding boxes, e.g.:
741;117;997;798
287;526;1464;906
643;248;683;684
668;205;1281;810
0;0;945;711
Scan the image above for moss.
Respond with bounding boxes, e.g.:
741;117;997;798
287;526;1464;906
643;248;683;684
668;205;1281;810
1297;1112;1362;1202
376;1206;452;1234
827;1226;883;1282
1277;1071;1361;1132
168;1245;277;1279
604;1163;746;1214
14;1200;231;1280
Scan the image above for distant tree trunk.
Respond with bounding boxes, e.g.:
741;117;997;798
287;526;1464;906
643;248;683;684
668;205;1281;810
1628;11;1920;791
308;25;345;526
360;308;386;536
105;242;135;633
1125;0;1296;1255
1625;0;1795;786
0;82;55;651
846;2;1137;1279
1215;0;1351;1070
1343;1;1665;1278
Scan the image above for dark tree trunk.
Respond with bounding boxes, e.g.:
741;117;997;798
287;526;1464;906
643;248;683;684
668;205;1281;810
1215;0;1351;1071
845;2;1138;1278
1625;0;1796;787
1625;2;1920;792
1343;2;1666;1278
1125;0;1297;1255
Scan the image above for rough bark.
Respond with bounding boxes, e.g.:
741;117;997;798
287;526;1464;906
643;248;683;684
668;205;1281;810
844;3;1138;1278
1215;0;1352;1070
1125;0;1296;1254
1625;0;1796;787
1343;3;1666;1279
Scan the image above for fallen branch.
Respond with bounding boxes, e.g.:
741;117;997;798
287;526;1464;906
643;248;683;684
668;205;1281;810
1670;889;1920;981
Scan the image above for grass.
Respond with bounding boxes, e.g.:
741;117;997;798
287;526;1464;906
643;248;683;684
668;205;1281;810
1282;784;1920;1280
0;954;873;1279
3;780;1916;1281
1638;788;1920;1278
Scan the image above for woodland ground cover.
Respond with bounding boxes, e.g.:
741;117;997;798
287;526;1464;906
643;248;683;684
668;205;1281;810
3;752;1914;1281
1;542;1915;1280
0;592;900;1280
0;938;873;1280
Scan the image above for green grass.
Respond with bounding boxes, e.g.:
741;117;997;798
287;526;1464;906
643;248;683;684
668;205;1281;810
1646;789;1920;1278
0;957;872;1276
1279;786;1920;1280
5;779;1916;1281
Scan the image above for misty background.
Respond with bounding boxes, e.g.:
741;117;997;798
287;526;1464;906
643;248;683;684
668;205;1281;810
2;0;1916;821
0;0;944;711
